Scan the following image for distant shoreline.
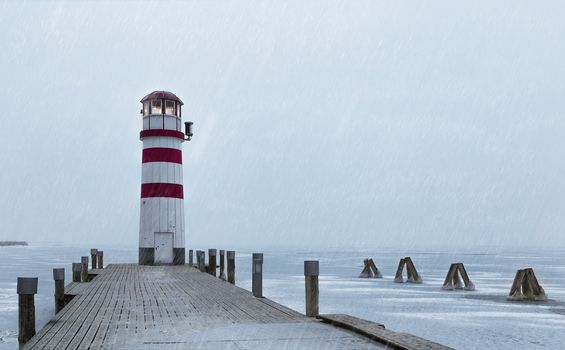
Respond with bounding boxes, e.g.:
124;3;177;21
0;241;28;246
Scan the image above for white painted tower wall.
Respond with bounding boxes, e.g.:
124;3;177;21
138;92;186;265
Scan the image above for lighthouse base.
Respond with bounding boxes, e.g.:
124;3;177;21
139;248;185;265
173;248;185;265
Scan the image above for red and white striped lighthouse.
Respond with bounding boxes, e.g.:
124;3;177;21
138;91;192;265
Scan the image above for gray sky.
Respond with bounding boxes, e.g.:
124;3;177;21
1;1;564;250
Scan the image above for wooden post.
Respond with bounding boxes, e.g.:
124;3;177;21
509;269;525;298
404;257;422;283
90;249;98;269
17;277;38;348
197;251;203;271
394;258;406;283
304;260;319;317
200;250;207;272
208;249;217;277
252;253;263;297
227;251;235;284
452;268;463;289
53;268;65;314
188;249;193;266
368;259;382;278
442;264;458;290
359;259;373;278
97;251;104;269
457;263;475;290
199;251;206;272
81;256;89;282
526;268;543;296
72;263;82;282
443;263;474;291
522;269;533;296
360;259;382;278
219;250;226;280
509;268;546;301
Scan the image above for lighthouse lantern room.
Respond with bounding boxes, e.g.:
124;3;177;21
138;91;191;265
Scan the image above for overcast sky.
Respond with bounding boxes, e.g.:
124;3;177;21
0;1;564;250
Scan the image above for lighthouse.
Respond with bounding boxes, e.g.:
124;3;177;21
138;91;193;265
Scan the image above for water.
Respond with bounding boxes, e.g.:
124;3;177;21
1;243;564;349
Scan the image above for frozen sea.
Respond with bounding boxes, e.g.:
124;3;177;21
1;243;564;349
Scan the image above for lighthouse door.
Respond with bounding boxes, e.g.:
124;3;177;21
154;232;174;264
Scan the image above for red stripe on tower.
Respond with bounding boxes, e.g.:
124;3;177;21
140;129;185;140
142;148;182;164
141;183;184;199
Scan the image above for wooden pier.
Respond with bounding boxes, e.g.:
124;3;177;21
21;263;451;349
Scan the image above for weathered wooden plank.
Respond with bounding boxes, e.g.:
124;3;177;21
47;264;121;349
73;263;125;348
24;266;113;349
318;314;453;350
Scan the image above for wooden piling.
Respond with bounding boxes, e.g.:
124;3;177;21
199;251;206;273
81;256;89;282
198;251;203;271
368;259;382;278
219;250;226;280
442;264;458;290
394;258;406;283
72;263;82;282
188;249;193;266
227;250;235;284
443;263;475;291
454;269;464;289
202;251;207;272
17;277;38;348
97;251;104;269
90;249;98;269
404;257;422;283
509;269;526;299
208;249;217;277
52;268;65;314
508;268;546;301
252;253;263;297
304;260;319;317
359;259;372;278
360;258;382;278
526;268;544;296
394;257;422;283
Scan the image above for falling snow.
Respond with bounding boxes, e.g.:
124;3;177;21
0;1;564;349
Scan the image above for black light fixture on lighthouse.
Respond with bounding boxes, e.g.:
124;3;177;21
184;121;194;141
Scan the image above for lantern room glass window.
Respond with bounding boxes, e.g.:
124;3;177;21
165;100;175;116
143;101;150;116
151;100;162;114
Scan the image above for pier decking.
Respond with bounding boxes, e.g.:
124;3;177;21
25;264;387;349
24;264;451;349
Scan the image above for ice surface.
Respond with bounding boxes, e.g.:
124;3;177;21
0;243;564;349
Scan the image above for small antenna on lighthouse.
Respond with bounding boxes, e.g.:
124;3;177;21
184;121;194;141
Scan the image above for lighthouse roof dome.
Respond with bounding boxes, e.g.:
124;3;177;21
141;91;183;105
